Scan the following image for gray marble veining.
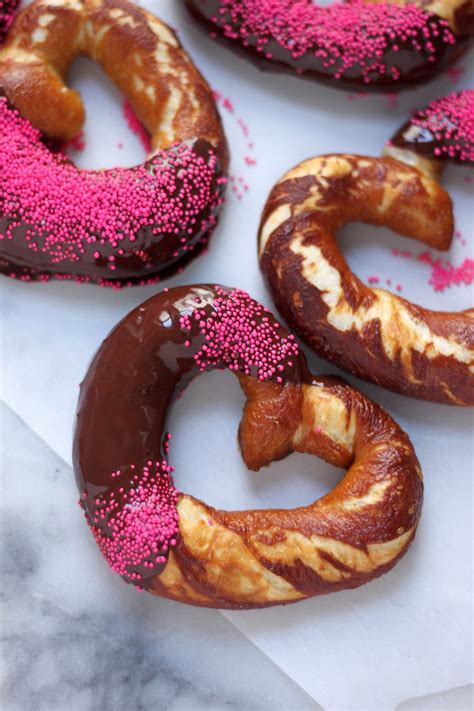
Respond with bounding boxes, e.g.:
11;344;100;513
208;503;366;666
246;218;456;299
0;401;321;711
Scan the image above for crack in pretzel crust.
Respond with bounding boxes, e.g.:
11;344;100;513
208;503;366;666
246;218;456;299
74;285;423;609
258;155;474;406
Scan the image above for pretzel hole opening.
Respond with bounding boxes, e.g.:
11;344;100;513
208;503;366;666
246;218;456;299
168;370;342;511
66;57;150;169
339;221;460;309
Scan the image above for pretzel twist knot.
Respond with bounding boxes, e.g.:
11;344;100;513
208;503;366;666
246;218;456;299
74;285;423;609
0;0;228;285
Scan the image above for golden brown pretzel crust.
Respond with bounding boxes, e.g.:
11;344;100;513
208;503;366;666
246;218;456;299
151;375;423;609
258;155;474;406
0;0;228;160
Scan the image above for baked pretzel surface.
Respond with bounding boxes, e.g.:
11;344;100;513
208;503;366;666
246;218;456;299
74;285;423;609
259;155;474;406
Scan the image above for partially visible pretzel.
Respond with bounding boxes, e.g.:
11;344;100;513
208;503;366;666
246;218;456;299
385;89;474;177
74;285;423;609
0;0;228;286
0;0;18;40
185;0;472;91
259;154;474;405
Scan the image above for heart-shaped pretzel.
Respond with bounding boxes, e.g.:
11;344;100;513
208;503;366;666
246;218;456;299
0;0;228;286
74;285;423;609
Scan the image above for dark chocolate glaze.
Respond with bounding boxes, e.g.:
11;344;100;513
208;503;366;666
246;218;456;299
185;0;470;92
0;131;227;287
390;93;474;166
73;285;306;588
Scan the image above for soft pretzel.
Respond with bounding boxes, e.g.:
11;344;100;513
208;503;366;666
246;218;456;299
184;0;472;91
385;89;474;178
0;0;228;286
74;285;423;609
259;154;474;406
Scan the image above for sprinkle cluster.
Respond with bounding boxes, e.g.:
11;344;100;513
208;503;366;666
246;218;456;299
82;460;180;584
0;0;19;41
209;0;455;83
179;287;300;381
0;98;222;278
411;90;474;162
391;247;474;293
122;99;152;153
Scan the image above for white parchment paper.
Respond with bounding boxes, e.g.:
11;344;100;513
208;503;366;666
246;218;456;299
1;2;473;708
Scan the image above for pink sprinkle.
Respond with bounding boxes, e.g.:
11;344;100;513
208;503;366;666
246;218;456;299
205;0;455;85
82;460;180;584
367;276;380;285
0;98;224;285
180;286;300;381
122;100;152;153
445;66;464;84
410;90;474;163
384;93;399;109
62;132;86;153
391;246;474;292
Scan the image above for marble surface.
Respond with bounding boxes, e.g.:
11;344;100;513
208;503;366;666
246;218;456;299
0;402;472;711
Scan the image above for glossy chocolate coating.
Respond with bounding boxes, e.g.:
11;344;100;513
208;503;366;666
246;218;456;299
0;136;227;286
390;108;474;166
185;0;469;92
73;285;305;587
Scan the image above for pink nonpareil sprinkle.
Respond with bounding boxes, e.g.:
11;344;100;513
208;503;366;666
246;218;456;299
180;287;300;381
445;66;465;84
411;90;474;163
384;93;399;109
0;98;221;272
122;100;152;153
62;132;86;153
418;251;474;292
391;246;474;293
209;0;455;84
84;460;180;582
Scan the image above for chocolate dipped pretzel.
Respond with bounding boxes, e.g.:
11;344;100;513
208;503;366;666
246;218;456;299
185;0;472;91
259;154;473;405
74;285;423;609
385;89;474;176
0;0;228;286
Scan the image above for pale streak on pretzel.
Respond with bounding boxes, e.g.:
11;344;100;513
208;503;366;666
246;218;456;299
0;0;225;152
258;155;474;406
74;285;423;609
154;378;422;607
